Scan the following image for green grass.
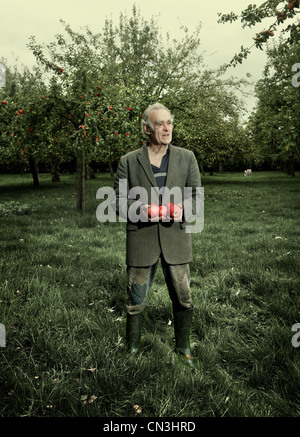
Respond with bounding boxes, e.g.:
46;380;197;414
0;171;299;417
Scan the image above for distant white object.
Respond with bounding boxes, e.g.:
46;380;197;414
244;169;252;177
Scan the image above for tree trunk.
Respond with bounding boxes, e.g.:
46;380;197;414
200;164;205;176
51;159;61;182
28;156;39;187
287;159;295;177
76;149;86;212
219;162;224;174
108;160;114;177
86;164;96;179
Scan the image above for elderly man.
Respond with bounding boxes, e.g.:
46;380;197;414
114;102;201;366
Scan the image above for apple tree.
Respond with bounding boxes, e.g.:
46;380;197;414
247;38;300;174
166;68;250;173
218;0;300;67
27;21;146;210
0;62;52;185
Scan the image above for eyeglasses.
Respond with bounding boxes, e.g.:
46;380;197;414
154;120;173;129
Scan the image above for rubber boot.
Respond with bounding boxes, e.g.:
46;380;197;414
173;307;194;366
126;313;143;355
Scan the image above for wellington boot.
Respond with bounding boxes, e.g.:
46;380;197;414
126;313;143;355
173;307;194;367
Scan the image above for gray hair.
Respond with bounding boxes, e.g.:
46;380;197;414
141;102;174;138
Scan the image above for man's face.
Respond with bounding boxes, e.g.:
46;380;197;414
146;109;173;146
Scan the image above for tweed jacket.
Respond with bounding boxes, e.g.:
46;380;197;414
114;143;201;266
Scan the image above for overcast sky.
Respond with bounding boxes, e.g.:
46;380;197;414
1;0;275;117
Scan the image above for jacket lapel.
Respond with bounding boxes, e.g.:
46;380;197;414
137;144;157;187
165;144;178;189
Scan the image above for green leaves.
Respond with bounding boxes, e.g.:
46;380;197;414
217;12;239;24
219;0;300;67
1;4;254;179
229;46;252;66
247;36;300;168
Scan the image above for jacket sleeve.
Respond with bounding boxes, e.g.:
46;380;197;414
113;156;128;220
183;152;203;225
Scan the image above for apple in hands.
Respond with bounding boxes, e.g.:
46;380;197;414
159;205;168;219
146;204;168;221
142;203;182;222
147;203;160;220
166;202;182;221
169;204;182;219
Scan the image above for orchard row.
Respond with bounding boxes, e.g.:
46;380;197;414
0;79;146;175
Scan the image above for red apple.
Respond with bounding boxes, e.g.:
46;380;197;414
159;205;168;218
166;202;174;218
148;203;160;219
168;203;181;219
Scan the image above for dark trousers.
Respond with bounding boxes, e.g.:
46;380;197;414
126;255;193;316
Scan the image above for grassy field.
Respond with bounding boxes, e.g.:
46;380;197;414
0;171;299;418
